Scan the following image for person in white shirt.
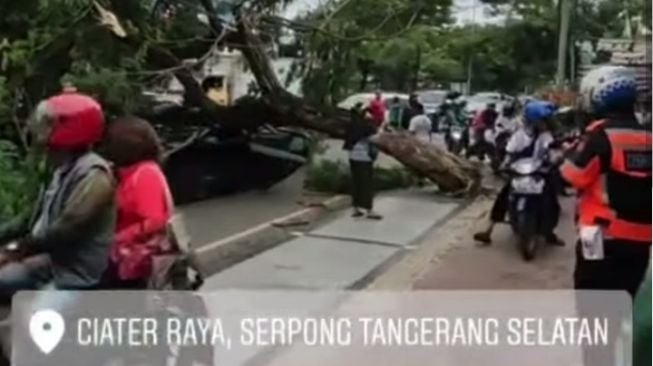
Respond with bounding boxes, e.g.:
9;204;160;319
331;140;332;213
474;100;563;245
408;105;432;143
504;123;554;162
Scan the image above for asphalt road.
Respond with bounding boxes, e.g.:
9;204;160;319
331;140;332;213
412;196;577;290
179;169;309;246
180;134;450;247
179;133;450;248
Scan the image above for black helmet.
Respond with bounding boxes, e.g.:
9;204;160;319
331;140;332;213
446;91;461;100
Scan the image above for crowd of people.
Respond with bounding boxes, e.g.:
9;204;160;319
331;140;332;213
348;66;651;300
345;67;651;365
472;65;651;310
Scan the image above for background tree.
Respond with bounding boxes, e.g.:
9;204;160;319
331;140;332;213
0;0;480;199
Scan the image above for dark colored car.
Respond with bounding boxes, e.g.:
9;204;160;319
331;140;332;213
143;104;310;205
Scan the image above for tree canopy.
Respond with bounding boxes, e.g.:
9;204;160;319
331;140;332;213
294;0;650;104
0;0;650;210
1;0;649;115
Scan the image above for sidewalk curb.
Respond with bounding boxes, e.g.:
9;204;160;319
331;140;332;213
194;195;351;276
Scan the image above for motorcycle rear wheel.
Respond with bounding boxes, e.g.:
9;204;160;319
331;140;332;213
515;213;538;261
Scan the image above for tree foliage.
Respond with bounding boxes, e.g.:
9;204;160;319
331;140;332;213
0;0;650;206
296;0;650;104
296;0;453;105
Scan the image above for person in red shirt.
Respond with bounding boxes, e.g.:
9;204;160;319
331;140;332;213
368;91;386;127
102;116;173;288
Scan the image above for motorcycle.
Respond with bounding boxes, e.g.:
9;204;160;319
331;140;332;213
491;129;511;173
506;157;549;261
445;125;466;155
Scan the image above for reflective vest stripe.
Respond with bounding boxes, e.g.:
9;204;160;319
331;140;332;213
577;196;651;242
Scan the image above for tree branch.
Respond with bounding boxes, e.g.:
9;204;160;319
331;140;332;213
98;0;480;194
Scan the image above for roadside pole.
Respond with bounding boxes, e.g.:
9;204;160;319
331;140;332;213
556;0;572;87
466;0;477;95
466;55;473;95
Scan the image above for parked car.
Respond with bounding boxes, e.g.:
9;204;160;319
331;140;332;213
337;92;410;125
517;94;534;106
416;89;449;116
142;104;310;204
337;92;409;111
463;92;512;116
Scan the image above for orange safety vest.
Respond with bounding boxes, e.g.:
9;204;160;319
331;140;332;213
562;119;652;243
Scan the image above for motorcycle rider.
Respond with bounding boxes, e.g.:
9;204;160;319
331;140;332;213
480;102;499;130
473;100;563;245
0;92;116;296
491;103;520;171
468;103;498;160
495;103;520;135
561;66;651;299
443;98;469;151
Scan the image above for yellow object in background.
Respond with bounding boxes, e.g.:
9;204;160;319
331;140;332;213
207;88;228;106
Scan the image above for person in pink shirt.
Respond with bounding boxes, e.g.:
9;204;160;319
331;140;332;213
102;116;173;288
368;91;386;127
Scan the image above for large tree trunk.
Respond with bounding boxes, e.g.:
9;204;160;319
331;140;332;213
372;132;480;193
99;2;481;195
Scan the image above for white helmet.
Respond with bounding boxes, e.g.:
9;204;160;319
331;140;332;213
579;66;637;113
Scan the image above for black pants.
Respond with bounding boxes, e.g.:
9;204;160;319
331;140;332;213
489;177;560;232
350;160;374;210
574;239;650;366
574;239;650;297
466;129;491;160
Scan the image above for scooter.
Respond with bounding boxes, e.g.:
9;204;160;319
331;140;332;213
466;127;493;161
445;125;466;155
506;157;549;261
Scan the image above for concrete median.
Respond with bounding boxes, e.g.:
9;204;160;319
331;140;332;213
194;195;351;276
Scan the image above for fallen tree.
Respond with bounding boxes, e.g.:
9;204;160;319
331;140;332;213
98;1;480;195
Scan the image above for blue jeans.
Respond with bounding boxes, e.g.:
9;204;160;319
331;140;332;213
0;254;78;312
0;254;52;301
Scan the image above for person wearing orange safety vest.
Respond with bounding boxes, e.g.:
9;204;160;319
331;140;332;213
561;66;651;299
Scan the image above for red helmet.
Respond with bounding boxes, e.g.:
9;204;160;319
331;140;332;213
32;93;104;150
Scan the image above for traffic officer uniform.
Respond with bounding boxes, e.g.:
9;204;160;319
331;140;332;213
562;115;652;297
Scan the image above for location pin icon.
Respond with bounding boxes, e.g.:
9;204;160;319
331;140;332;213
29;310;65;354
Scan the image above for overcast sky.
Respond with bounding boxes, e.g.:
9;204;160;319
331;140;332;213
283;0;503;25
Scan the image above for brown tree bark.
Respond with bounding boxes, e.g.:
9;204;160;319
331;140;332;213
372;132;480;193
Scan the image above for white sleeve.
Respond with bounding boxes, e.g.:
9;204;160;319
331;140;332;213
408;117;418;132
421;116;432;128
505;130;528;153
540;132;554;148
